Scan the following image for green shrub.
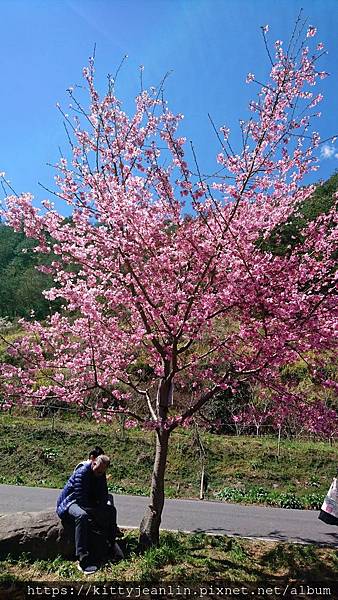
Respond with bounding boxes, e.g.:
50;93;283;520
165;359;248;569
278;493;304;509
302;493;323;510
245;486;271;503
216;486;246;502
38;447;59;464
216;486;319;510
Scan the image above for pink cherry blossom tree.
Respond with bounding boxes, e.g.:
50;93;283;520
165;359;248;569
1;22;337;546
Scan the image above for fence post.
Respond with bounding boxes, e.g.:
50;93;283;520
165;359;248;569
277;425;282;459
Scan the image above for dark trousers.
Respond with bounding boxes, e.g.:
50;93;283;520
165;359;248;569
67;500;117;560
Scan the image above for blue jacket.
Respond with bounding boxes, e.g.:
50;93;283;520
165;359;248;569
56;462;108;518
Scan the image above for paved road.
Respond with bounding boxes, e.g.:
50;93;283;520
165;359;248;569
0;484;337;547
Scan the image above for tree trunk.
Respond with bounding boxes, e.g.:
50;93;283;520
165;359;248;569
139;428;169;550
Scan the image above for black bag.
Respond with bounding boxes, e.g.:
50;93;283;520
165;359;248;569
318;509;338;526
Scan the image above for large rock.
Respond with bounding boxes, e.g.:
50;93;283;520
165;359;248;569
0;510;75;559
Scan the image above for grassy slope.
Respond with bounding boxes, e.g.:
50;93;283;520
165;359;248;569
0;414;336;505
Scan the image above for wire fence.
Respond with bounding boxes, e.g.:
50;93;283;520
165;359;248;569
0;400;336;445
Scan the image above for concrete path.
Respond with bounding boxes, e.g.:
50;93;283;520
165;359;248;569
0;484;337;547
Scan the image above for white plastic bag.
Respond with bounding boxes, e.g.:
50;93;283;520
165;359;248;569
321;477;338;519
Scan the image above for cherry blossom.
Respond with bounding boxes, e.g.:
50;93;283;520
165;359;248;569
0;24;337;545
307;26;317;38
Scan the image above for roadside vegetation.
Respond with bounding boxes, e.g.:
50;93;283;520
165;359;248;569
0;531;337;585
0;414;335;508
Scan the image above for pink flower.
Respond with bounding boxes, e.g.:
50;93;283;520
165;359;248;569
124;419;138;429
307;26;317;38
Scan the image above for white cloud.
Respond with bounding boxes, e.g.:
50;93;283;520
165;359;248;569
320;143;336;159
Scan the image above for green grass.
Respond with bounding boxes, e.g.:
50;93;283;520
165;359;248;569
215;486;324;510
0;413;336;506
0;531;337;586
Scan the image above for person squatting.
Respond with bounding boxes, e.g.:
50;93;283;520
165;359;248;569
56;446;123;574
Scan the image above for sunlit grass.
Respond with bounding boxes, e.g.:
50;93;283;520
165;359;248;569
1;531;337;584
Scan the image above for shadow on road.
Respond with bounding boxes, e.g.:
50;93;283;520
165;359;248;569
190;527;338;547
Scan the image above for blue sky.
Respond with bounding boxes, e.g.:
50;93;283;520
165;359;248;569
0;0;337;212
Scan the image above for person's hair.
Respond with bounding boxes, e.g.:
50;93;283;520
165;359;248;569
88;446;105;459
94;454;110;468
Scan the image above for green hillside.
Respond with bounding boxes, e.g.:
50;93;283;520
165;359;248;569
0;414;336;508
0;224;58;320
